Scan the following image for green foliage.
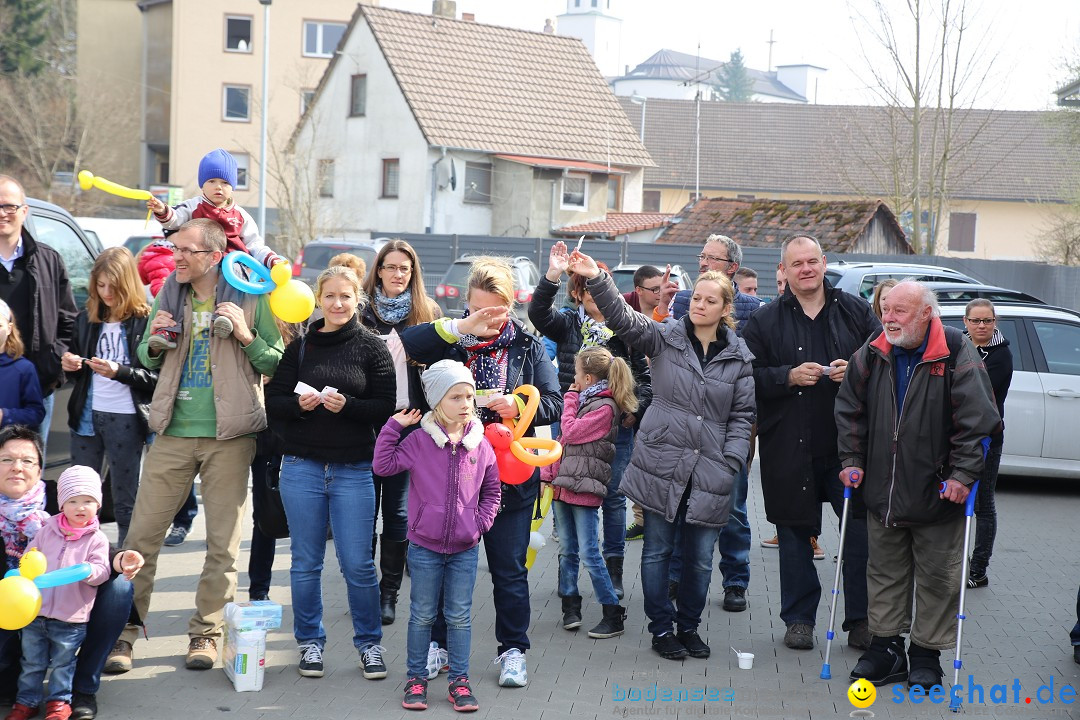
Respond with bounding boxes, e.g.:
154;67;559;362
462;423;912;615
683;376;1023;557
0;0;49;74
717;49;755;103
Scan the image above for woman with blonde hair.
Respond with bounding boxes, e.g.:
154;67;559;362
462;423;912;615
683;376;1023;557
60;247;157;544
401;255;560;688
360;239;440;625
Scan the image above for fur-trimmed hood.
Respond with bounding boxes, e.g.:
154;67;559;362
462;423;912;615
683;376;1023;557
420;413;484;450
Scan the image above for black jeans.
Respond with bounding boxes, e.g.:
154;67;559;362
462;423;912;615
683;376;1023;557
248;453;281;597
70;411;145;545
969;441;1002;577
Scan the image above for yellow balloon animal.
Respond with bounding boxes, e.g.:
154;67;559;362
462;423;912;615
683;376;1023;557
0;575;42;631
525;483;554;570
77;171;153;201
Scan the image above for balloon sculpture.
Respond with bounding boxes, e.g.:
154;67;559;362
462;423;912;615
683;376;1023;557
222;251;316;323
0;548;92;631
77;170;156;224
525;483;554;571
482;385;562;486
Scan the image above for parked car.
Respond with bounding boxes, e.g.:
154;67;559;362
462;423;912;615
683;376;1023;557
123;232;166;258
291;237;386;286
825;261;979;300
925;282;1045;305
434;254;540;324
610;263;694;295
939;303;1080;479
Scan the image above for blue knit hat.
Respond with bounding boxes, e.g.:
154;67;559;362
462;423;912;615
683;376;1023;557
198;149;238;188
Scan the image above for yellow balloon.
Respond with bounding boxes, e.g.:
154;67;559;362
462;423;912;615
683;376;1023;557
268;279;315;323
19;548;47;580
0;575;42;630
270;262;292;287
525;484;554;571
77;169;153;201
77;170;95;191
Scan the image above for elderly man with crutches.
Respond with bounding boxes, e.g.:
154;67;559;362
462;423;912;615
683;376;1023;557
834;281;999;691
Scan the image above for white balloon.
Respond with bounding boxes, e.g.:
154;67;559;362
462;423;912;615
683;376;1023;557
528;531;546;551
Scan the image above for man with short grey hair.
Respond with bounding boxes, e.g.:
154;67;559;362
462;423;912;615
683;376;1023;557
835;280;999;690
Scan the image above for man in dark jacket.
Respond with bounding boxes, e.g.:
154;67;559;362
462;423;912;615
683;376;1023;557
742;236;880;652
0;176;78;452
835;281;999;691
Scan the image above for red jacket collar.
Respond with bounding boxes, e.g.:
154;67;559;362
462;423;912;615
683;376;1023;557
870;316;949;361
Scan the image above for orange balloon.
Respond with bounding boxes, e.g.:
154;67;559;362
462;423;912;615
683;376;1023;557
511;437;562;468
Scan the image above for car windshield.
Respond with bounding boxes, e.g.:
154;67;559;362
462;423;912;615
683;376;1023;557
610;270;637;294
303;245;377;270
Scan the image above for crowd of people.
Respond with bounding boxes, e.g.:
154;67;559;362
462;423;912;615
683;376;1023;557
0;158;1061;719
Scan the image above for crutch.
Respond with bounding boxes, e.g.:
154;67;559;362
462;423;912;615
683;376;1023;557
949;436;991;713
820;469;859;680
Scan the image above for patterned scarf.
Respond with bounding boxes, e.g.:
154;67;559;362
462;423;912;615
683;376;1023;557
579;379;609;404
0;481;50;570
458;315;517;424
580;311;614;349
375;287;412;326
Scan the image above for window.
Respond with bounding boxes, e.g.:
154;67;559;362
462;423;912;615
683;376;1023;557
232;152;250;190
349;75;366;117
303;21;347;58
607;177;621;211
1033;321;1080;376
642;190;661;212
223;85;250;122
561;174;587;210
300;88;316;115
464;162;492;203
382;159;400;199
318;159;334;198
33;215;94;307
225;15;252;52
948;212;976;252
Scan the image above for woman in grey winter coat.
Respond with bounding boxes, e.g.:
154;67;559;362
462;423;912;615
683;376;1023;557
567;248;755;662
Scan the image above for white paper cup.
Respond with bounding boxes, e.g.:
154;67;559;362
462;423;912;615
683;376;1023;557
737;652;754;670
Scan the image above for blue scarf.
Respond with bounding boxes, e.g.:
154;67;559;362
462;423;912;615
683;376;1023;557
458;315;517;424
579;379;609;403
375;287;412;325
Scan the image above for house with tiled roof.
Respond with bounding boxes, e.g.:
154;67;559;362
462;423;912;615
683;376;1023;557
289;2;653;239
618;97;1080;260
553;212;673;243
659;198;913;255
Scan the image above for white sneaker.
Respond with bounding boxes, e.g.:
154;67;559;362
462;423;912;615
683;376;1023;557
494;648;527;687
425;641;448;680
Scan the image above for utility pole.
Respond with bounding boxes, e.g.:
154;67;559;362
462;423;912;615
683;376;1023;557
767;29;775;72
257;0;272;233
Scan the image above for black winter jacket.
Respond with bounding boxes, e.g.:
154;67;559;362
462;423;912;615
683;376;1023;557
66;311;158;434
965;329;1012;445
742;284;880;527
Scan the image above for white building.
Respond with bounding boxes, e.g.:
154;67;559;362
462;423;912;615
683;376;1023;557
555;0;623;78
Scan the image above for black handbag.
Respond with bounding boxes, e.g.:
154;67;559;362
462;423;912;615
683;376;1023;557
255;455;290;540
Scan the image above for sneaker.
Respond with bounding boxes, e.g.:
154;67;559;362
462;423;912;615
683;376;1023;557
675;630;711;659
783;623;815;650
651;633;689;660
426;642;449;680
212;315;234;338
103;639;132;674
810;536;825;560
967;573;989;588
402;677;428;710
494;648;527;687
147;329;177;352
70;693;96;720
760;534;779;548
361;645;388;679
625;522;644;541
447;677;478;712
298;642;324;678
43;701;70;720
722;586;747;612
4;704;39;720
848;620;872;651
163;526;189;547
185;637;217;670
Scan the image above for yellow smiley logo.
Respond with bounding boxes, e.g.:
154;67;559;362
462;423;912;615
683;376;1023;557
848;679;877;709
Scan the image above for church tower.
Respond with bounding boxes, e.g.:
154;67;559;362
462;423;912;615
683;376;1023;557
556;0;623;77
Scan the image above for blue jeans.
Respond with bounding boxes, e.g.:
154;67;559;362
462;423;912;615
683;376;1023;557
641;498;721;636
553;500;619;605
18;617;87;706
406;543;479;679
279;456;381;652
373;470;410;543
970;441;1002;577
601;426;633;559
777;457;868;629
715;463;750;589
248;453;280;598
73;574;134;695
1071;585;1080;646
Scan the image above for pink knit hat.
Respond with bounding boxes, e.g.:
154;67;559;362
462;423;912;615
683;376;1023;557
57;465;103;508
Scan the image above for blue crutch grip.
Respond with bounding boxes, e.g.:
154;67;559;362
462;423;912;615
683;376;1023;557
964;481;980;516
820;663;832;679
846;470;860;492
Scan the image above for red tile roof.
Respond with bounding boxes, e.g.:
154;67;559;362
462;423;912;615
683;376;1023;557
554;212;674;238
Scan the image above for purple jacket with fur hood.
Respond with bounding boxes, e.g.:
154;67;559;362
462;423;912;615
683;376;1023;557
373;413;500;554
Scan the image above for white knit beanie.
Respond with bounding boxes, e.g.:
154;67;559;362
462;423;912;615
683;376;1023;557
57;465;103;508
421;360;476;408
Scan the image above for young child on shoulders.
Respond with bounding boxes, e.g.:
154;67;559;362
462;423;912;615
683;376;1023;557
542;346;637;639
144;148;285;350
8;466;111;720
373;360;500;713
0;300;45;430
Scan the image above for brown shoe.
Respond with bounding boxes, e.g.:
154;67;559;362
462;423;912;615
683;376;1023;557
810;536;825;561
185;637;218;670
103;640;132;674
760;534;779;548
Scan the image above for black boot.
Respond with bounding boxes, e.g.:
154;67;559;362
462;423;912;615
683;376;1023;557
907;643;944;691
850;634;907;686
588;604;626;639
561;595;583;630
605;556;624;600
379;537;408;625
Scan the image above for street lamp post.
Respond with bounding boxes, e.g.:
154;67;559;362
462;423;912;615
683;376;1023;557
629;93;647;143
257;0;271;232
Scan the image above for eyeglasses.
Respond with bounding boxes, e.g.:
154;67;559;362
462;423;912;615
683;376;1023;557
697;253;732;264
172;246;215;258
0;456;40;469
636;284;663;294
0;204;25;215
965;317;996;325
380;264;412;276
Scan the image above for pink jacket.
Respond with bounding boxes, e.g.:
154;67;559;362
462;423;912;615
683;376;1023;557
32;515;111;623
137;241;176;297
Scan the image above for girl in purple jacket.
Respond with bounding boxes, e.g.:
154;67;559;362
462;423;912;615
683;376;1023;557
373;360;500;713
